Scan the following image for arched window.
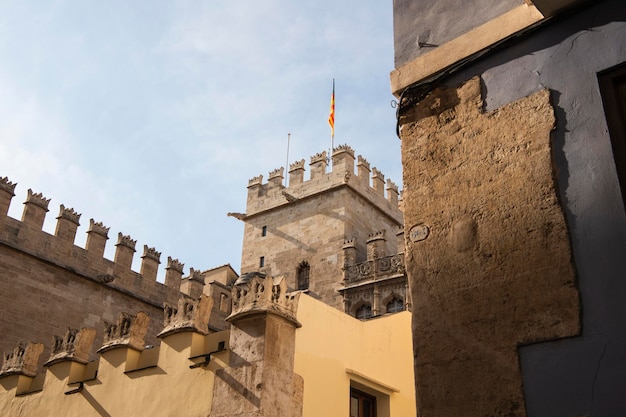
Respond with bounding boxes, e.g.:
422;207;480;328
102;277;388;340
386;297;404;314
297;261;310;290
356;303;373;320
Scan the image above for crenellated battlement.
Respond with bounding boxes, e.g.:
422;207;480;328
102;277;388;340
0;175;242;372
57;204;81;224
229;274;300;326
0;277;297;403
0;302;229;400
0;176;202;297
244;145;403;221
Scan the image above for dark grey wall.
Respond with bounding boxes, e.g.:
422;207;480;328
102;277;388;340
392;0;524;67
442;1;626;416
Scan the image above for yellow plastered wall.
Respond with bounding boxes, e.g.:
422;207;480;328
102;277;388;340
295;294;416;417
0;331;229;417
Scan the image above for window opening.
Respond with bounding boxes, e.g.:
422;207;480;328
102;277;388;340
219;293;229;313
599;62;626;210
386;297;404;314
350;388;376;417
261;225;267;237
297;261;310;290
355;303;373;320
259;256;265;268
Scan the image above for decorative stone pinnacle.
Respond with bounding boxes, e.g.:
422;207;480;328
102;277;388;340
88;218;110;238
248;175;263;187
289;159;305;171
25;189;50;211
0;342;44;378
228;274;301;327
57;204;81;225
357;155;370;169
268;167;284;179
142;245;161;262
166;256;184;273
159;295;213;338
332;144;355;156
367;229;386;242
187;267;204;283
45;327;96;366
372;167;385;180
386;179;399;193
115;233;137;251
98;312;150;353
0;177;17;196
310;151;327;165
343;238;356;248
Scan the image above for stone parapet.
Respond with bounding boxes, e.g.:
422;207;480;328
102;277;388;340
0;308;232;406
98;312;150;353
45;328;96;366
0;286;303;417
180;267;205;299
228;273;300;327
0;179;189;310
159;295;213;337
140;245;162;281
22;189;50;230
289;159;305;186
0;342;44;378
243;146;403;225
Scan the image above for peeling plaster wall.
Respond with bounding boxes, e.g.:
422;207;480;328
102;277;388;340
400;0;626;415
400;77;580;417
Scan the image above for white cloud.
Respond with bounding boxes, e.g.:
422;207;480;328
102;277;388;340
0;0;400;277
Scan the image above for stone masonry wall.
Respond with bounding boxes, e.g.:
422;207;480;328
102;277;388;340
241;188;401;310
0;181;193;366
399;77;580;416
239;146;403;310
0;244;165;365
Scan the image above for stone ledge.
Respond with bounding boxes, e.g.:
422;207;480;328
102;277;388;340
390;4;544;96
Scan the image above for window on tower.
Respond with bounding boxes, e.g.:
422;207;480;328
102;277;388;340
297;261;310;290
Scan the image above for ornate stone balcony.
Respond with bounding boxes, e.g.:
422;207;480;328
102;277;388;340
343;253;405;284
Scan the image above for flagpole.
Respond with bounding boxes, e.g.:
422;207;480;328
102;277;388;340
328;78;335;167
285;132;291;187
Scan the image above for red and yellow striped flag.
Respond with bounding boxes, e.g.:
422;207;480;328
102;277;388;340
328;80;335;138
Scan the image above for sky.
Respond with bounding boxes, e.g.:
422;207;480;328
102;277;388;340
0;1;401;281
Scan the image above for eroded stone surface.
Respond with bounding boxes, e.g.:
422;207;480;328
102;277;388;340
400;77;580;417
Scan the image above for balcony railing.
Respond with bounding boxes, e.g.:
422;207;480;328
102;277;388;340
343;253;405;284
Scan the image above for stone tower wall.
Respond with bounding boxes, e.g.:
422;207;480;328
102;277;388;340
239;146;403;309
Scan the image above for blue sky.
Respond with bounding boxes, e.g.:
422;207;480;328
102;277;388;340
0;1;401;279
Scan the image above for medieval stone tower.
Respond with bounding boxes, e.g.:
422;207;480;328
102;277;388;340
233;145;404;310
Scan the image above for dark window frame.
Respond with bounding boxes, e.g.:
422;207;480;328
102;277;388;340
386;297;404;314
350;387;377;417
355;303;373;320
296;261;310;290
598;62;626;211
